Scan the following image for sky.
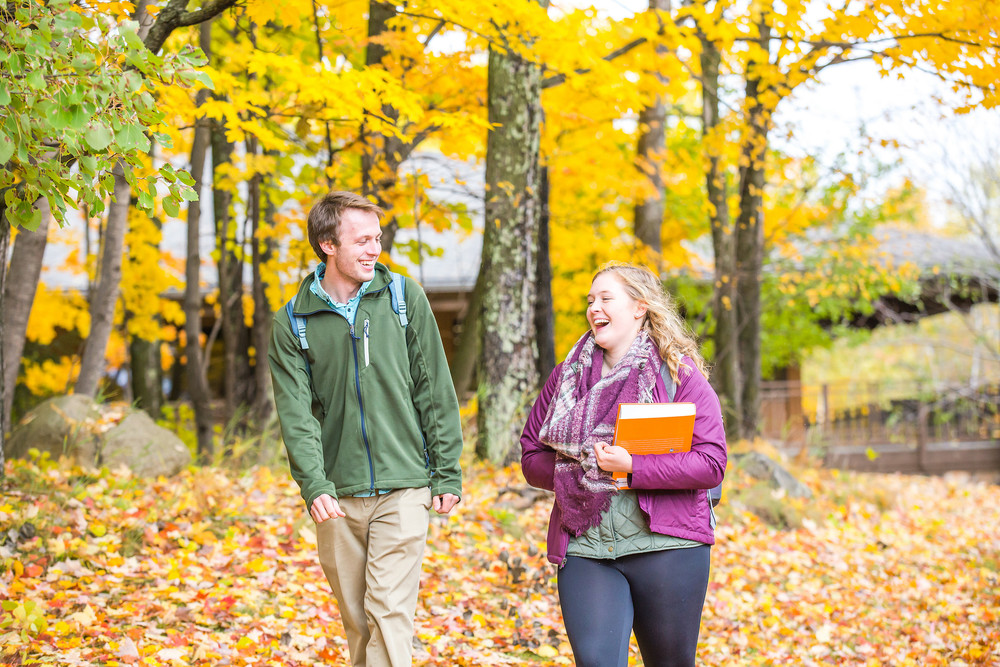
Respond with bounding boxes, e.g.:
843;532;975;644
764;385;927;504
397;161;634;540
775;59;996;221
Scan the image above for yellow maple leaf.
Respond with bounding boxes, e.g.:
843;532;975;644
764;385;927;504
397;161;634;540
69;605;98;627
535;645;559;658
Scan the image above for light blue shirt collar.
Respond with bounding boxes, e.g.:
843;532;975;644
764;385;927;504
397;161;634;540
310;263;371;325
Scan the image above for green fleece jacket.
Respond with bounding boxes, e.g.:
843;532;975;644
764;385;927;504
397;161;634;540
268;263;463;511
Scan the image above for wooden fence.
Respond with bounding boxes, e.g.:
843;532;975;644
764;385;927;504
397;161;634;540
759;380;1000;475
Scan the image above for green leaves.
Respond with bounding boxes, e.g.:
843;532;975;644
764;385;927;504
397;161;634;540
25;70;46;90
3;198;43;231
84;123;114;151
115;124;151;153
0;133;14;164
161;195;180;218
122;70;143;94
178;69;216;91
0;0;216;229
0;599;49;641
70;52;95;72
67;106;89;131
137;187;156;212
118;21;145;52
77;155;98;176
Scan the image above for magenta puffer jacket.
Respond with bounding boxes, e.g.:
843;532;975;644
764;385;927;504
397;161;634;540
520;356;728;566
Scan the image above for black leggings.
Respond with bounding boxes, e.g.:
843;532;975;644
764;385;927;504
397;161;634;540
557;546;711;667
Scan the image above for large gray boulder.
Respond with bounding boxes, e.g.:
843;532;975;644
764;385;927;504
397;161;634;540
6;394;100;461
100;411;190;477
734;451;813;499
8;395;191;477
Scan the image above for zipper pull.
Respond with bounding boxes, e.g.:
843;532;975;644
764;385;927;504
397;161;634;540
363;319;370;367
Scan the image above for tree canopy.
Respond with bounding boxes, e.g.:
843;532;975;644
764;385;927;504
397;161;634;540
1;0;997;460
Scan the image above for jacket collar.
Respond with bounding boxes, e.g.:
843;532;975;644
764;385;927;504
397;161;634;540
292;262;392;314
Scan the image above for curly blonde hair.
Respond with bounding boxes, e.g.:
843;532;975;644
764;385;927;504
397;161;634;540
593;261;709;383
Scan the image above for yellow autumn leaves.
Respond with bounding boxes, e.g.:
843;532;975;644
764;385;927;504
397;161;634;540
13;0;999;403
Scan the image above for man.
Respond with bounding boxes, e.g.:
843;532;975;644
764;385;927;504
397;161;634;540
268;191;464;667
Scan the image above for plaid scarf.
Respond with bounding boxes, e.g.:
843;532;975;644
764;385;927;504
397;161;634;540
538;330;660;535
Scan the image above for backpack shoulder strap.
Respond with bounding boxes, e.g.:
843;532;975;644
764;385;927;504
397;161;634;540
285;300;310;351
387;271;408;327
284;299;325;416
284;300;312;381
658;362;677;402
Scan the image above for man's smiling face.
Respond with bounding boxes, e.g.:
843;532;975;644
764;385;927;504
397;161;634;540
323;208;382;289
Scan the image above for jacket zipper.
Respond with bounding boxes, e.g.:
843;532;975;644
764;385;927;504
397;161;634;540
350;321;376;492
363;319;370;367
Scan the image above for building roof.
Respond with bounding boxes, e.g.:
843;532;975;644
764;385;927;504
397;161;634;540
851;226;999;328
391;153;484;292
875;226;998;277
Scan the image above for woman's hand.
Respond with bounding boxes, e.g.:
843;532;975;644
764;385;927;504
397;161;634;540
594;442;633;473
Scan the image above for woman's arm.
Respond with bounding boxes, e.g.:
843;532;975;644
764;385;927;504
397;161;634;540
519;364;563;491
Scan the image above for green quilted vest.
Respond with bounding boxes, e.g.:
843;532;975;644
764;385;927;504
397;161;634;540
567;491;701;559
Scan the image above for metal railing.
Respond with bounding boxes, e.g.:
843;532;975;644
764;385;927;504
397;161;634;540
760;380;1000;474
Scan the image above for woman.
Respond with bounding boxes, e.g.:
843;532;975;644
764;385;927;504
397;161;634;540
520;262;726;667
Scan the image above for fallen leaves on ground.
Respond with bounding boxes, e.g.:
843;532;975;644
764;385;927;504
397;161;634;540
1;454;998;666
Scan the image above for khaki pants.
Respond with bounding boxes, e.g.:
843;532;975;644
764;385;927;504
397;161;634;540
316;487;431;667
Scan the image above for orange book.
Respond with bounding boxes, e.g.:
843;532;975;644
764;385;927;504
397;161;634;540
611;402;696;489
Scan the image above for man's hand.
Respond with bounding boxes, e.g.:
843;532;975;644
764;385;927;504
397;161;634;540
594;442;633;473
310;494;346;524
432;493;460;515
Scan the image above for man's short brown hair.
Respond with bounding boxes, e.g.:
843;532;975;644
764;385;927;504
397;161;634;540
307;191;385;262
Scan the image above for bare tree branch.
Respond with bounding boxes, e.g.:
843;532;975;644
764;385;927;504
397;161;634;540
144;0;240;53
542;37;648;89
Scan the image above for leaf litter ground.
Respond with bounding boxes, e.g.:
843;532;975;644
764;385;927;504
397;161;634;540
1;455;997;666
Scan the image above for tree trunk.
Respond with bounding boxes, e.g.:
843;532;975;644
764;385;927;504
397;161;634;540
634;99;666;254
734;20;773;438
310;0;336;188
129;337;162;415
476;39;544;464
134;0;156;40
125;4;162;418
2;198;50;433
735;162;765;438
185;49;215;460
143;0;239;54
633;0;671;255
212;118;251;424
700;35;742;439
126;198;163;415
247;137;263;413
0;204;10;465
75;163;129;397
535;164;556;383
361;1;403;254
450;267;485;398
256;193;278;423
248;140;275;422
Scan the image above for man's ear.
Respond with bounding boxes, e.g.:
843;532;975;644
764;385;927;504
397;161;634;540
318;238;337;257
